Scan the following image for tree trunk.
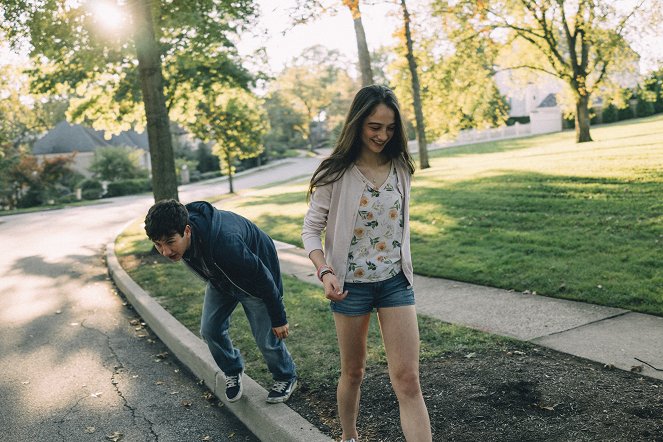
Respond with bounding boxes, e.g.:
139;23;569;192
575;94;593;143
345;1;373;86
226;151;234;194
400;0;429;169
132;0;179;202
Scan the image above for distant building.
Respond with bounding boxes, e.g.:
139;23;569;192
32;121;151;177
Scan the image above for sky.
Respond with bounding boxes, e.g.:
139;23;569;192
2;0;661;76
239;0;402;75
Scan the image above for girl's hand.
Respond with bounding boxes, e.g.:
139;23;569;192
322;273;348;302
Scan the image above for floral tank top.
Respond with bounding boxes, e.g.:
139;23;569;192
346;164;404;283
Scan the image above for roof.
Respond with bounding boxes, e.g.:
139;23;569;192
32;121;149;155
537;93;558;108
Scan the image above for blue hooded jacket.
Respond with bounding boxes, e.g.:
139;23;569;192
182;201;287;327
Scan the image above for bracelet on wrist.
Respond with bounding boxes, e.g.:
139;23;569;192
316;264;335;281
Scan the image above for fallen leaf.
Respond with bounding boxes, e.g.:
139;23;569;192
106;432;124;441
631;365;643;373
155;380;165;385
181;400;193;408
85;427;96;434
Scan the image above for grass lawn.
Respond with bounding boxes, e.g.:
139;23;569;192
115;114;662;389
207;114;663;316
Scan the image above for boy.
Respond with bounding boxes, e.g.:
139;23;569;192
144;199;297;403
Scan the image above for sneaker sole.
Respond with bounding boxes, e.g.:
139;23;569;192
266;379;297;404
225;373;243;403
226;390;242;403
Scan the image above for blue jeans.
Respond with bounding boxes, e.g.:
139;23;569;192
200;282;297;381
331;271;415;316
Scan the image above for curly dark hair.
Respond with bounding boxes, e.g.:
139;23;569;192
144;199;189;242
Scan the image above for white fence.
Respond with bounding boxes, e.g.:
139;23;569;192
408;123;533;153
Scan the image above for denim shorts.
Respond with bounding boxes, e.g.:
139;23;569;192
331;271;415;316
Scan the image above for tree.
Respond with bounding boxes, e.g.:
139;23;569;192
188;88;268;194
0;59;68;209
399;0;429;169
1;0;257;201
263;92;309;155
342;0;374;86
130;0;178;201
90;146;149;182
438;0;661;143
273;46;358;150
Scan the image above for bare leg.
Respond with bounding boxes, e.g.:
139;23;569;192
377;306;432;441
334;312;371;441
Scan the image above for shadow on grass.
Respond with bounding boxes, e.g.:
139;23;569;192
231;191;305;208
411;170;663;315
252;213;306;248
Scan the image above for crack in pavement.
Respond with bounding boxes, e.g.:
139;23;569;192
80;319;159;441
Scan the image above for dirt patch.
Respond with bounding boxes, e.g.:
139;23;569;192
287;345;663;441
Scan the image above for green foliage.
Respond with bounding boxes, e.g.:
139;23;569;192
602;104;618;124
90;146;149;181
437;0;656;142
390;6;508;140
79;179;103;200
270;45;359;150
0;0;258;135
263;93;308;156
188;87;268;181
194;143;220;173
0;62;70;208
105;178;152;197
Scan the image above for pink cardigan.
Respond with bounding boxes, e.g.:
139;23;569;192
302;158;414;291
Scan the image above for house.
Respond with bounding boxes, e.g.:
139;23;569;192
494;71;564;134
32;121;151;177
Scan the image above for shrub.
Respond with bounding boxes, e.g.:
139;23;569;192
636;99;655;118
602;104;618;124
105;178;152;197
79;179;103;200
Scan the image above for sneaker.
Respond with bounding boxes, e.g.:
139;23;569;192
224;371;243;402
266;377;297;403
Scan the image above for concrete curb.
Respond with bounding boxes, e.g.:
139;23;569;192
106;241;333;442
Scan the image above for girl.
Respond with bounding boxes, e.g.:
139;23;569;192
302;85;432;442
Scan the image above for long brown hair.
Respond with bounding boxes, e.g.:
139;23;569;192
307;85;415;199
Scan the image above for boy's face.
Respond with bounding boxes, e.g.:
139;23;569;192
153;225;191;262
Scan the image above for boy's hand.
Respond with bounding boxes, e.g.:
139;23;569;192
272;324;289;339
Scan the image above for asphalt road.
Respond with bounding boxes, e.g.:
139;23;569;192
0;154;324;442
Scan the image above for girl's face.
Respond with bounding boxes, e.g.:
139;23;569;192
360;103;396;156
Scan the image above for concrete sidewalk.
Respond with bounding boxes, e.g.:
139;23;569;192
276;242;663;382
107;239;663;442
